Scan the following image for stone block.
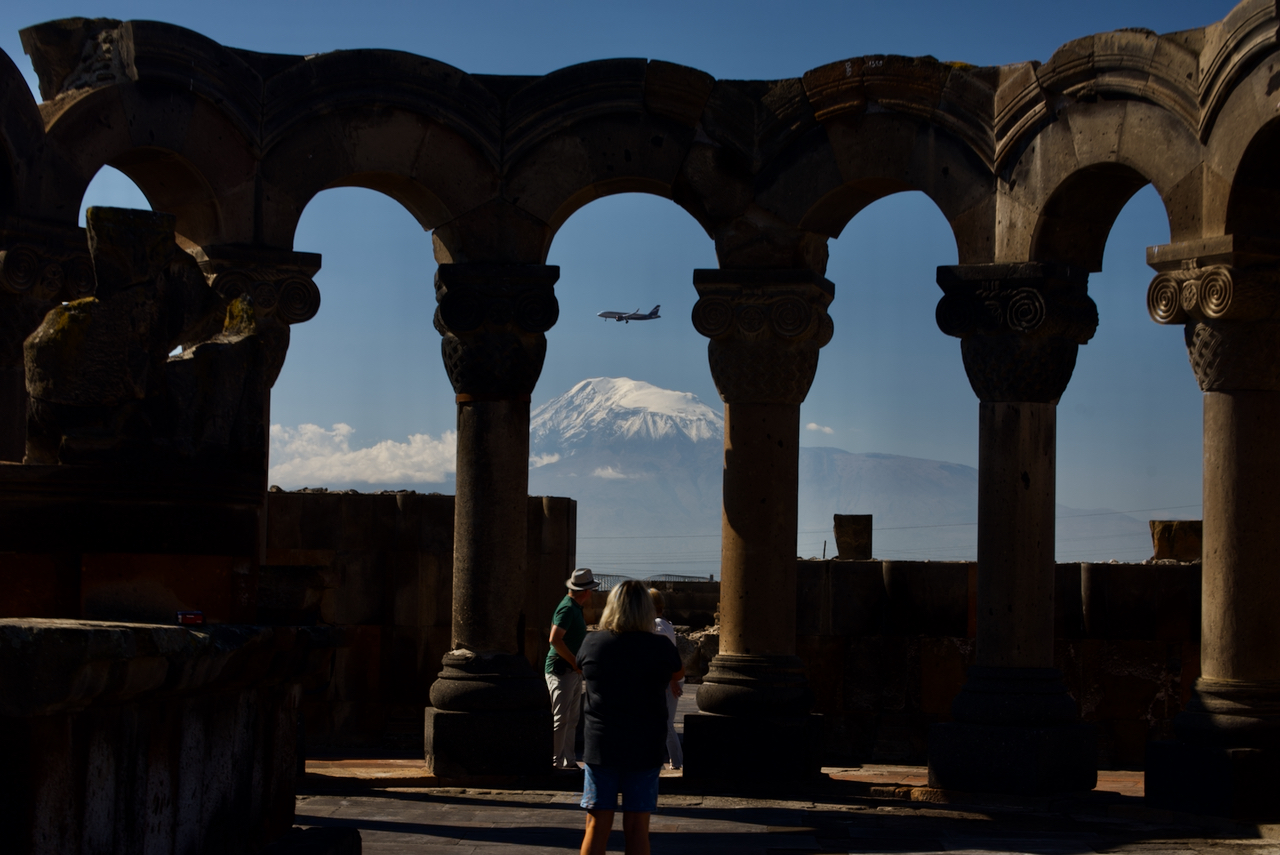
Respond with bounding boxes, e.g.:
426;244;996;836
928;720;1097;794
796;559;884;636
424;707;550;777
882;561;969;637
682;712;822;783
1081;562;1201;641
833;514;872;559
1150;519;1203;561
1146;740;1280;821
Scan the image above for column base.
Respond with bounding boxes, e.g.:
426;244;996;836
927;721;1097;794
1145;740;1280;820
424;707;551;777
682;712;822;783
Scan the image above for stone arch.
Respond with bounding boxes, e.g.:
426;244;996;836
502;59;718;246
34;84;247;246
18;19;267;242
1222;116;1280;243
257;50;506;250
0;49;45;218
789;112;992;265
999;100;1202;269
779;56;997;265
1201;28;1280;239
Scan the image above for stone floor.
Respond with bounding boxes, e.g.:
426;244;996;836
296;687;1278;853
296;762;1280;854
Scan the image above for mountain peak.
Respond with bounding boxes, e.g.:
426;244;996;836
532;377;723;449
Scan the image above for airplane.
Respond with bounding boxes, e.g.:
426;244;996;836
597;305;660;323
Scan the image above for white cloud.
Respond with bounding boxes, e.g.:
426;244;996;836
591;466;629;480
806;422;835;435
530;452;560;469
269;423;456;487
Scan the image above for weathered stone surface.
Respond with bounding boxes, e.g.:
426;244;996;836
832;513;872;560
0;619;335;855
1150;519;1204;561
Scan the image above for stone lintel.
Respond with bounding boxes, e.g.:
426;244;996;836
1147;235;1280;273
0;619;336;717
936;261;1089;293
435;262;561;294
191;243;323;279
693;267;835;298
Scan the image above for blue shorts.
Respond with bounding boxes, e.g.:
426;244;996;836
581;764;660;813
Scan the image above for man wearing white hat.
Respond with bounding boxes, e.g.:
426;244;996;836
546;567;599;769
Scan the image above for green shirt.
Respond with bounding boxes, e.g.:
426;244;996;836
545;594;587;674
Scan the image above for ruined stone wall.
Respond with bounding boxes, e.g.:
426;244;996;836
260;491;574;750
796;559;1202;769
0;620;334;855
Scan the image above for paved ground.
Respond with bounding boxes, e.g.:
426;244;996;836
297;687;1278;853
297;762;1279;854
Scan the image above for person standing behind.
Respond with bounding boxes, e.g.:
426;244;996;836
546;567;599;770
577;580;684;855
649;588;684;771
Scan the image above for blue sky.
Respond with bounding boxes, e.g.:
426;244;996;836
3;0;1229;555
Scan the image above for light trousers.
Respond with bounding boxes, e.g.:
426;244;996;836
546;668;582;768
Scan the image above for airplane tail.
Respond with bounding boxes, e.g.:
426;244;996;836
650;305;660;316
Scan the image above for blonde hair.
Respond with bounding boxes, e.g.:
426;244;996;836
648;587;665;615
600;579;657;633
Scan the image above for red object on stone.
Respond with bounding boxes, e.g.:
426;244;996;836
176;610;205;626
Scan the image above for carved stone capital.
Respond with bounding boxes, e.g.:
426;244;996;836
1148;265;1280;325
691;269;834;405
1182;320;1280;392
433;263;560;400
191;245;323;325
936;263;1096;403
1146;251;1280;392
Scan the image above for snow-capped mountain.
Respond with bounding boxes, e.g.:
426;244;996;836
531;377;722;450
524;378;1151;571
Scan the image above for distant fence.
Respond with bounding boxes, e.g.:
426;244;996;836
594;573;716;592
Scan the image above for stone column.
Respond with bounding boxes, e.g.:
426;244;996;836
0;219;96;461
683;268;833;781
425;262;560;776
1143;241;1280;819
928;262;1099;794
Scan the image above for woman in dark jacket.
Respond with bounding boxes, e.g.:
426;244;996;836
576;579;685;855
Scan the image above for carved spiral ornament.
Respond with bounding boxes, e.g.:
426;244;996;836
253;282;279;312
1180;279;1201;316
64;257;95;298
691;297;734;337
0;245;40;294
35;262;64;301
737;304;766;335
1147;273;1186;324
1006;288;1046;332
770;297;811;337
1198;268;1234;320
276;277;321;324
212;271;252;301
516;292;559;333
